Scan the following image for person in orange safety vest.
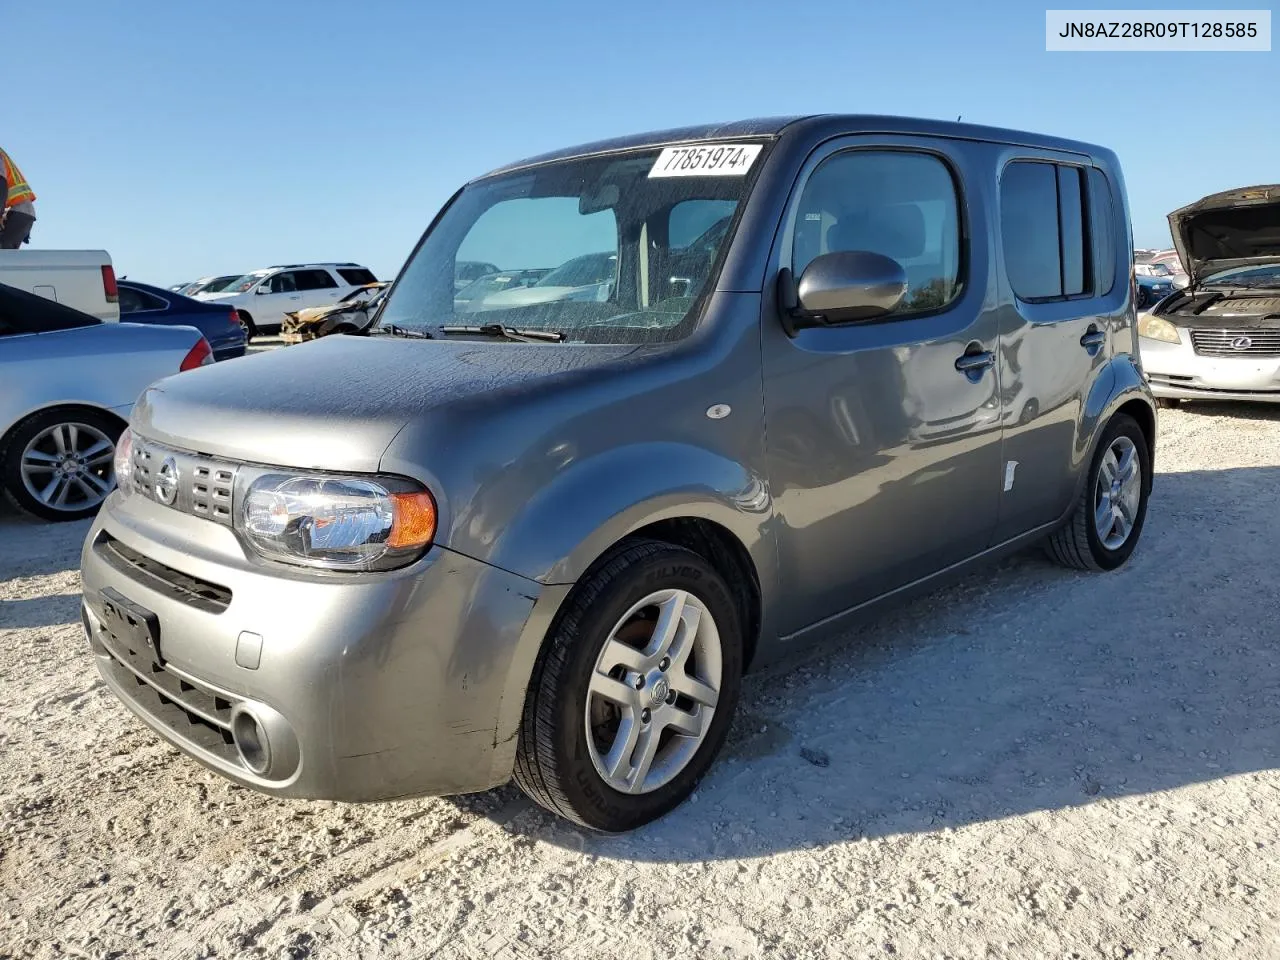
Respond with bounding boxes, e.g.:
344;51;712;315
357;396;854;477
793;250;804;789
1;148;37;249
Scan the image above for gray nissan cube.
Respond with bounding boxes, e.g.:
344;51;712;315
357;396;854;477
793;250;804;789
80;115;1156;831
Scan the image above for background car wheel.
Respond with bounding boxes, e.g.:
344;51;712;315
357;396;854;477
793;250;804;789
514;539;743;831
1;408;122;521
237;311;258;339
1045;413;1151;572
1157;398;1181;409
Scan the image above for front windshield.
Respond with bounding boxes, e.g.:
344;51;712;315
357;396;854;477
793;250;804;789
230;271;271;294
1203;263;1280;288
378;142;769;344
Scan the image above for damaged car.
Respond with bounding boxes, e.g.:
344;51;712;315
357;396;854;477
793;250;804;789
1140;185;1280;405
280;282;389;344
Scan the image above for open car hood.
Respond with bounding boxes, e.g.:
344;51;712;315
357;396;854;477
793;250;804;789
1169;185;1280;287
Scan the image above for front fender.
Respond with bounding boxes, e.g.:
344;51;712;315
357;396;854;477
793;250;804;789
483;441;774;587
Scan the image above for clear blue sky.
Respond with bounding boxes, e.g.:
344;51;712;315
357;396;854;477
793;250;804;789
13;0;1278;285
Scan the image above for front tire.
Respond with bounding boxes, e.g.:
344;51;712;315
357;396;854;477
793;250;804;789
237;311;258;340
1046;414;1151;571
2;408;122;521
514;540;743;831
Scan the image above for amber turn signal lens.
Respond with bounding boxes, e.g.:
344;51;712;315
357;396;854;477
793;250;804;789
388;491;437;548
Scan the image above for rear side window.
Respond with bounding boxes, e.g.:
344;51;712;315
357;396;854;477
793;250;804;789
1088;168;1117;295
294;269;339;291
338;267;377;285
1001;160;1098;301
792;150;963;316
119;287;168;313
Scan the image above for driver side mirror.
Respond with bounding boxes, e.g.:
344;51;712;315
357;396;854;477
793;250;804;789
256;285;272;294
779;251;907;334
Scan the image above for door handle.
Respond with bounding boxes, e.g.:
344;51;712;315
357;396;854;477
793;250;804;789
1080;327;1106;355
955;350;996;380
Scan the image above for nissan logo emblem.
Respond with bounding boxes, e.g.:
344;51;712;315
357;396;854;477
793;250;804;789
1230;336;1253;351
153;456;179;505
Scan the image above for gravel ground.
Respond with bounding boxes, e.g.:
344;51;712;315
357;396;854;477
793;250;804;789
3;402;1280;959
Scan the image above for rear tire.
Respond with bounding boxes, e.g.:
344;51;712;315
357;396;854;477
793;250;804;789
237;311;258;339
1045;414;1151;571
2;407;123;521
514;540;743;831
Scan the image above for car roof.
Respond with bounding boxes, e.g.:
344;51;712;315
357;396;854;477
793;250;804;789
478;114;1112;179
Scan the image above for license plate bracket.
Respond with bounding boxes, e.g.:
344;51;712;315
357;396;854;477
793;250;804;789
100;587;163;666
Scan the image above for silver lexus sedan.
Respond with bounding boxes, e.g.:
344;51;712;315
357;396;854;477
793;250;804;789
1;283;212;520
1140;185;1280;405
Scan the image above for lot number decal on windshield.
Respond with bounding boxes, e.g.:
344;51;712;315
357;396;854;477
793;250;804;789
649;144;763;178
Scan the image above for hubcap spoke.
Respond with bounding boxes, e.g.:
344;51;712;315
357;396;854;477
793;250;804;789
1100;451;1118;485
626;725;663;793
650;592;688;659
1094;491;1114;537
670;671;719;709
602;713;642;780
597;637;650;674
589;671;639;709
1116;444;1137;484
52;476;72;506
22;449;59;464
81;471;112;495
79;439;113;462
661;705;704;738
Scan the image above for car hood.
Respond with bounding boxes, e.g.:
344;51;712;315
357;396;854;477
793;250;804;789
130;333;640;473
1169;184;1280;286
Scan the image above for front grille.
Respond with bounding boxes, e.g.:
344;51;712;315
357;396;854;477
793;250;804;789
94;533;232;613
90;613;245;770
132;439;237;525
1190;329;1280;357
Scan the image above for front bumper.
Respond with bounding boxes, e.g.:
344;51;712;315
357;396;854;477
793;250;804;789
80;490;557;801
1139;334;1280;402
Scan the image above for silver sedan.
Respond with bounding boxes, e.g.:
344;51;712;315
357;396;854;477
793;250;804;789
1;283;211;521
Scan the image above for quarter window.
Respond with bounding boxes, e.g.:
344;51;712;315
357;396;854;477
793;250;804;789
338;267;377;286
119;287;166;313
792;150;962;317
1088;168;1117;295
294;269;339;291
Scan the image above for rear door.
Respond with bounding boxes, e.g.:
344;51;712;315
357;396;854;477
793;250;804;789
991;154;1122;540
760;135;1005;635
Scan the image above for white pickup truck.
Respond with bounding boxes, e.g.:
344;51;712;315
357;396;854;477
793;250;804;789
0;249;120;321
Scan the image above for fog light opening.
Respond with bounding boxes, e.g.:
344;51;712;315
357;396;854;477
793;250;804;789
232;710;271;776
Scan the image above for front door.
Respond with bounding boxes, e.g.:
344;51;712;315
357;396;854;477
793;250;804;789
761;136;1004;637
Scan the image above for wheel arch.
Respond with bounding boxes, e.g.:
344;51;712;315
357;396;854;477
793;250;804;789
0;402;129;459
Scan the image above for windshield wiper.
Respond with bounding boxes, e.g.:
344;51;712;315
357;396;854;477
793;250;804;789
375;323;433;339
439;323;565;343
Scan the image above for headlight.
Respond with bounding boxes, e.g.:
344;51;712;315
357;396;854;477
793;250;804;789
113;427;134;494
239;473;436;571
1137;314;1181;344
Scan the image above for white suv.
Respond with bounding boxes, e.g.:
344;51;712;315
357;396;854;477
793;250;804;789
199;263;378;338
